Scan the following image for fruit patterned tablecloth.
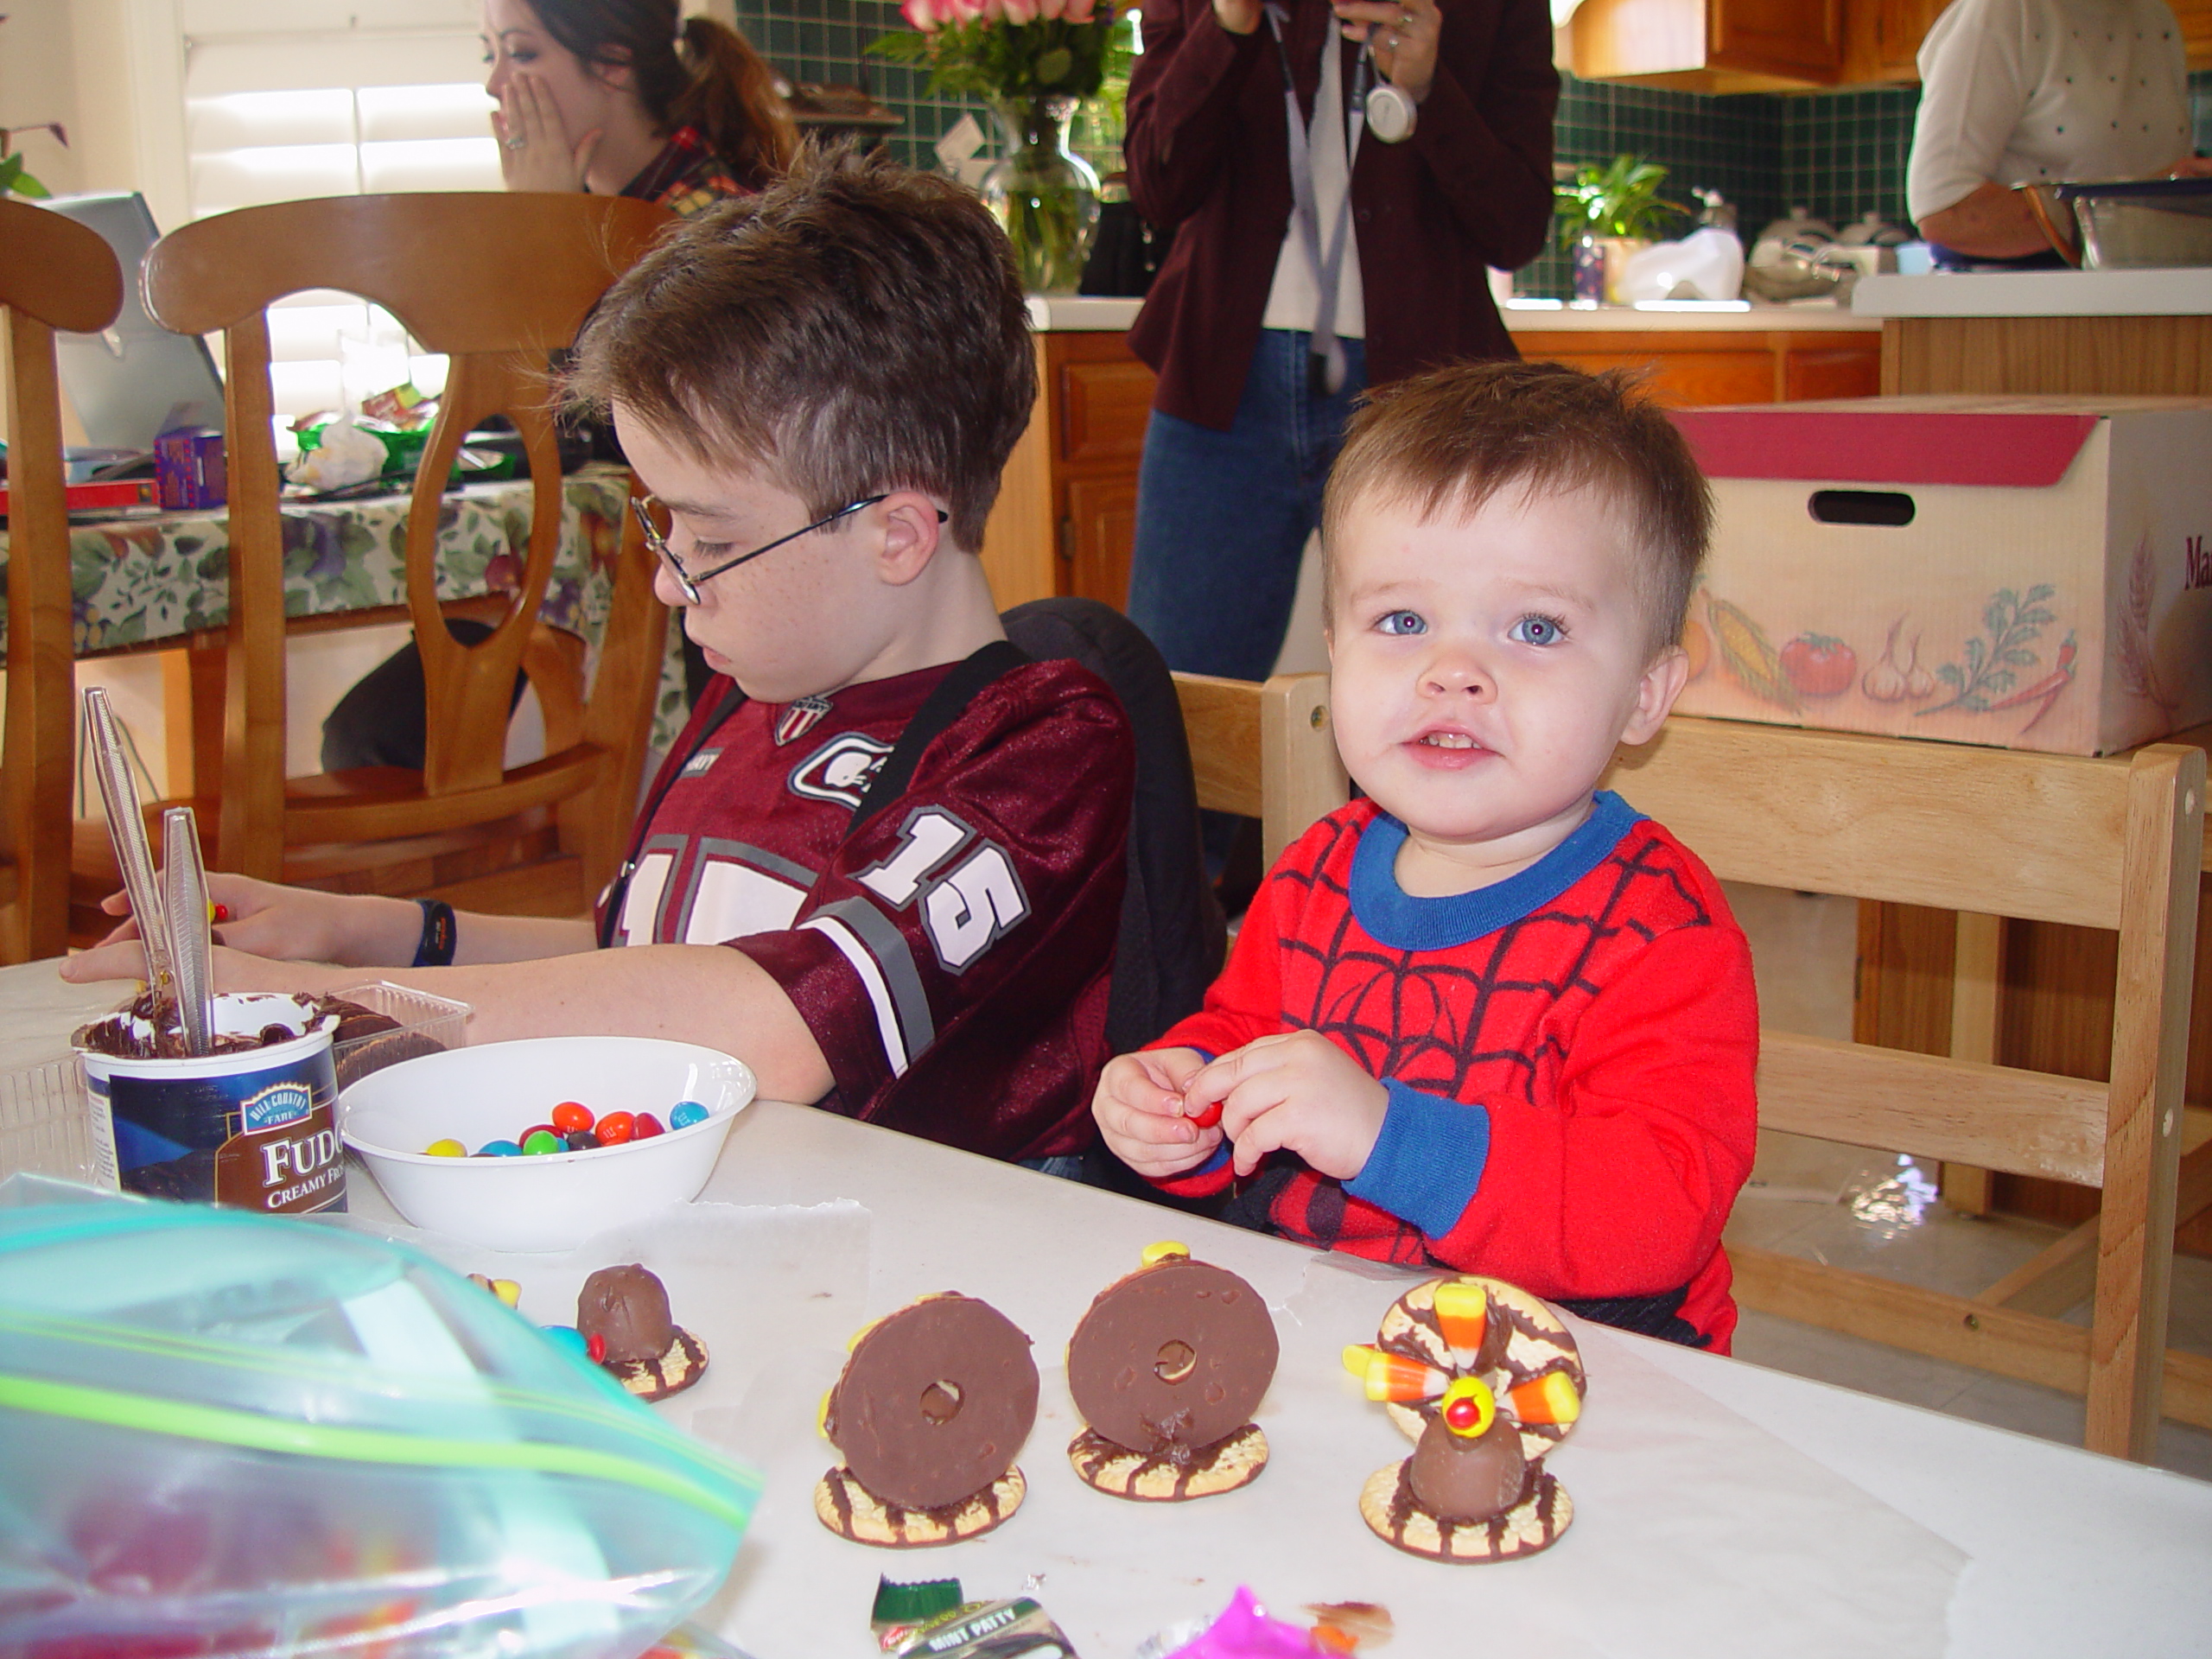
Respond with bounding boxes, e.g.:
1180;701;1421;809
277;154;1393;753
0;466;687;753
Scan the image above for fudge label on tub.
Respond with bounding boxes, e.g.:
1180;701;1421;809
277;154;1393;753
98;1048;345;1216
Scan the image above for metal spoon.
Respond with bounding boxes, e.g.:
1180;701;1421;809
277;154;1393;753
81;688;174;1005
162;806;214;1058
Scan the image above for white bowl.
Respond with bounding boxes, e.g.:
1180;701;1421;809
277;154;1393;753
339;1036;755;1251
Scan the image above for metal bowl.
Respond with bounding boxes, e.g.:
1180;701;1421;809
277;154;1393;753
2056;178;2212;270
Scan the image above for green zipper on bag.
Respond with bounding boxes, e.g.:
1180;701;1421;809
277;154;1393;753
0;1371;760;1530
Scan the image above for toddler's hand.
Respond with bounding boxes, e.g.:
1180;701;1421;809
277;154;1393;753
1091;1047;1219;1179
1181;1030;1388;1180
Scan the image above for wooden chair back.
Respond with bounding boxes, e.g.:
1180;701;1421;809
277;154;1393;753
1;201;123;962
1170;671;1349;867
140;193;673;905
1605;717;2203;1460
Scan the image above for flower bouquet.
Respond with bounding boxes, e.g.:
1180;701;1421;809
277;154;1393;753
870;0;1130;292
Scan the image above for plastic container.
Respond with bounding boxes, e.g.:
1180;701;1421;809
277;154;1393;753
76;991;344;1214
1619;227;1745;302
332;980;471;1090
340;1036;755;1251
0;1178;760;1656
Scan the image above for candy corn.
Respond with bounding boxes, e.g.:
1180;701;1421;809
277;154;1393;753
1141;1240;1191;1267
1509;1370;1581;1427
1361;1351;1450;1404
1431;1279;1488;1362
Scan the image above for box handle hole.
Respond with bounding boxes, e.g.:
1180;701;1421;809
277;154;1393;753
1808;489;1916;526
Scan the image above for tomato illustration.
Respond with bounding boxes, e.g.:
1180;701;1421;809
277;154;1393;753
1778;633;1857;697
1681;617;1712;682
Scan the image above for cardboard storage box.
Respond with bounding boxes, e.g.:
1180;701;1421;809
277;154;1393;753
1667;396;2212;755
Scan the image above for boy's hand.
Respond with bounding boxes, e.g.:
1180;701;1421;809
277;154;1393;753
1092;1048;1220;1179
61;876;416;982
1182;1030;1388;1179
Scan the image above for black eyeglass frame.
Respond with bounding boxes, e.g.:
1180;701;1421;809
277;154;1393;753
630;492;946;603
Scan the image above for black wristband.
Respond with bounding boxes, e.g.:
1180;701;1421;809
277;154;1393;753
411;898;457;969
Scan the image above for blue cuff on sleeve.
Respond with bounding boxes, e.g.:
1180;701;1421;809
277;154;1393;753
1343;1080;1491;1237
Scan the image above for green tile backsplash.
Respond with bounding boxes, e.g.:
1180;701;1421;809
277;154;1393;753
724;6;2212;299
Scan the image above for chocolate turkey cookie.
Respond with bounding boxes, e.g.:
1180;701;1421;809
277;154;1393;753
1065;1244;1278;1502
817;1294;1039;1548
1372;1275;1584;1459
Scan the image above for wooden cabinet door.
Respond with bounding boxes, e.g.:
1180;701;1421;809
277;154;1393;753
1710;0;1843;80
1516;336;1781;405
1783;340;1882;400
1842;0;1942;83
1065;474;1140;609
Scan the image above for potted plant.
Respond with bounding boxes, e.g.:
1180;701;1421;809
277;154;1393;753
869;0;1134;294
1554;155;1689;303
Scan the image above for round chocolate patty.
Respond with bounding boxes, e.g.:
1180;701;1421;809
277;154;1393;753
1066;1256;1277;1455
826;1294;1039;1513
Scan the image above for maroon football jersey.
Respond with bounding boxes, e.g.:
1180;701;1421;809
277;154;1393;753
600;658;1133;1161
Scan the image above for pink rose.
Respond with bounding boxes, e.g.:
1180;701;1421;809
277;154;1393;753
1035;0;1066;15
900;0;941;28
1002;0;1039;19
1061;0;1097;21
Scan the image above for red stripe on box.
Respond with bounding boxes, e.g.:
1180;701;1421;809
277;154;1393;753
0;479;158;515
1668;410;2101;487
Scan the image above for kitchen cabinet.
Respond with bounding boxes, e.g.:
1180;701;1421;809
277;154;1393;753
2178;0;2212;69
1514;327;1881;404
978;303;1883;617
1560;0;1844;90
1838;0;1944;85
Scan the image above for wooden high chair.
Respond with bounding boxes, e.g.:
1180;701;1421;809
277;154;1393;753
128;192;673;916
1171;671;1350;867
1605;717;2203;1462
2;201;124;963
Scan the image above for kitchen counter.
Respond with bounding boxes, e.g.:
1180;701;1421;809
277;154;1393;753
1024;295;1880;332
1855;269;2212;318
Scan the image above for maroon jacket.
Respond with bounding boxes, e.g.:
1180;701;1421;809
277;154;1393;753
1124;0;1559;429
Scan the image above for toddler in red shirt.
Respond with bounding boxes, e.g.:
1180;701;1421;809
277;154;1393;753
1092;361;1758;1350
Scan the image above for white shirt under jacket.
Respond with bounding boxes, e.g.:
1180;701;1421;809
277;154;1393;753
1905;0;2191;223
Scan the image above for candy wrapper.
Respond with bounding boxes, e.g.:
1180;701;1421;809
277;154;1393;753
891;1598;1075;1658
1139;1588;1325;1659
289;416;387;491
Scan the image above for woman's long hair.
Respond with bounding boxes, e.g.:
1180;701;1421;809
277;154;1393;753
530;0;798;186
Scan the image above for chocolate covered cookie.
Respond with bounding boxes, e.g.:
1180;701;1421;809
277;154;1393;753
817;1294;1039;1548
1348;1276;1584;1564
1065;1243;1278;1501
577;1264;709;1402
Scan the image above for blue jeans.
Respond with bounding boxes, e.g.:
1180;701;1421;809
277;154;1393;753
1127;329;1369;683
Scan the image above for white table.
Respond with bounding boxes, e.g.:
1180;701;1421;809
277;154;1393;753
5;961;2210;1658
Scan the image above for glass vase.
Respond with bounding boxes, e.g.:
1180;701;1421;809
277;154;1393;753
980;95;1101;296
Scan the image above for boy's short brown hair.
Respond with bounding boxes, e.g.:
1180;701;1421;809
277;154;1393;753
566;147;1034;551
1321;361;1712;660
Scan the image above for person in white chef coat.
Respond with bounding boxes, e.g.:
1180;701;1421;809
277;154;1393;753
1905;0;2210;266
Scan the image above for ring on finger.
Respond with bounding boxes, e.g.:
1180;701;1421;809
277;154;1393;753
504;136;527;150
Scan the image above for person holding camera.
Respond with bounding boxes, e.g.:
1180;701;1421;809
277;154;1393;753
1119;0;1558;729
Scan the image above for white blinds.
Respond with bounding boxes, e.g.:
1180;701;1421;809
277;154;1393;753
181;24;500;417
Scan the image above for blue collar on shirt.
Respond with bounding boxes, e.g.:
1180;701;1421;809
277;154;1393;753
1348;791;1644;951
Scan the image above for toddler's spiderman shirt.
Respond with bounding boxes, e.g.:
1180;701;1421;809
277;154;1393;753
1154;793;1758;1351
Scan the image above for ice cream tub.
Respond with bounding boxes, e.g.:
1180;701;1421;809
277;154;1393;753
73;992;344;1214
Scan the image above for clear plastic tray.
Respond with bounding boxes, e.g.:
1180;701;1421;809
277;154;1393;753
0;982;470;1187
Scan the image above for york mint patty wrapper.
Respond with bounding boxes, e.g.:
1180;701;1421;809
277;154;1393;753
75;992;344;1214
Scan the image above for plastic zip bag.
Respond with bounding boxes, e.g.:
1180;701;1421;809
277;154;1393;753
0;1176;760;1658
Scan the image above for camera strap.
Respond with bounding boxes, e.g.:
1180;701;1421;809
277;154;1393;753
1265;4;1367;396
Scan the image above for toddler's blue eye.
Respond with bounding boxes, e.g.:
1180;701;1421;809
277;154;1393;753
1376;611;1426;636
1510;614;1564;646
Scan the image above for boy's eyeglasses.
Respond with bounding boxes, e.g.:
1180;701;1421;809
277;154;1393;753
630;492;943;603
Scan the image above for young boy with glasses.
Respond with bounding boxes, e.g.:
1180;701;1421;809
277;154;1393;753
68;151;1135;1169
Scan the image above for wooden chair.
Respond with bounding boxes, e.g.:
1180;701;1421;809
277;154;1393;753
2;201;123;963
1171;671;1350;868
1605;717;2204;1462
127;192;674;916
